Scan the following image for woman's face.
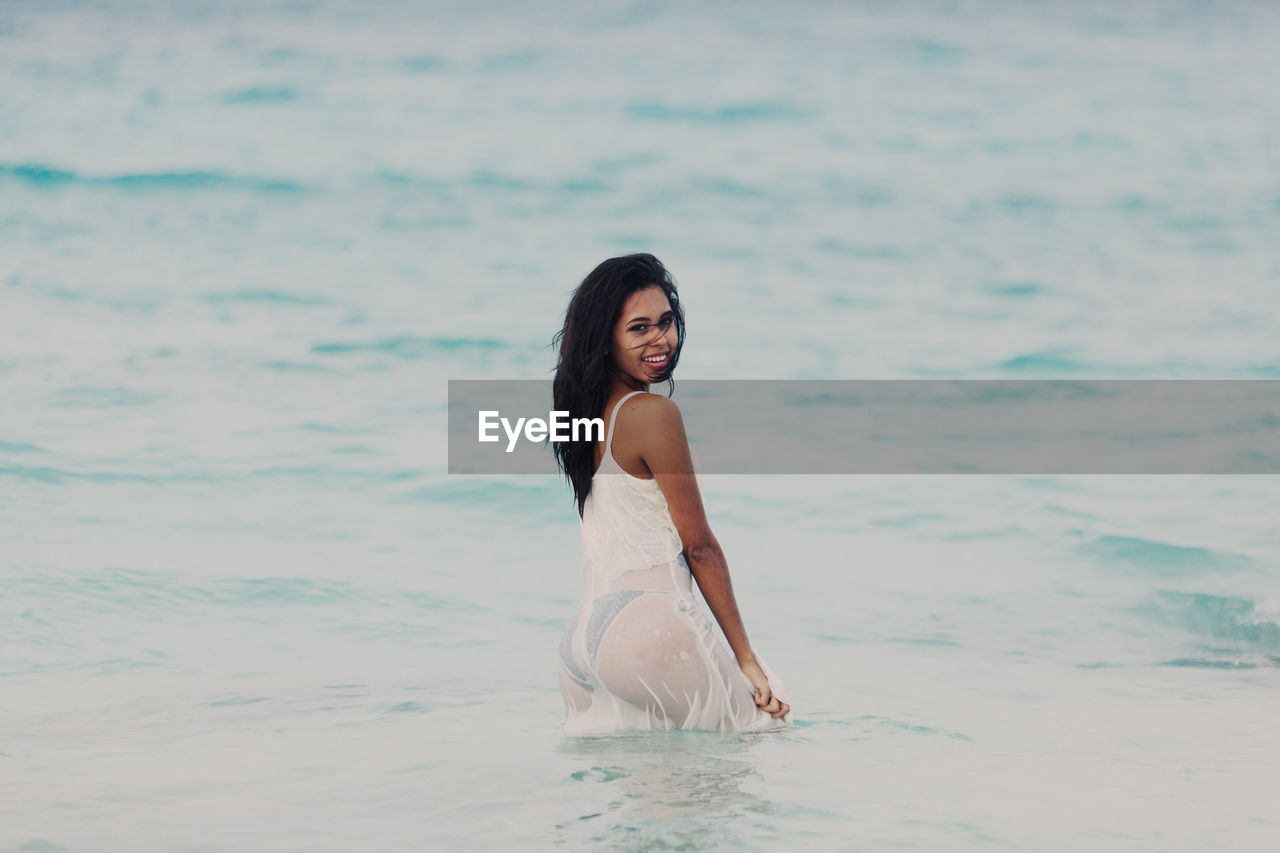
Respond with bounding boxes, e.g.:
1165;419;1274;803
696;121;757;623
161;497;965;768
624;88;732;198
611;285;678;387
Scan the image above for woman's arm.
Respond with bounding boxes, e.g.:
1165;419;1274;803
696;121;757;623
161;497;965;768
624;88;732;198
627;395;788;718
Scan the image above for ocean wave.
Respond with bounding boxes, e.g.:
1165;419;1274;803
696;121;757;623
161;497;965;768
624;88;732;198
627;101;813;124
400;479;567;522
2;567;482;613
0;440;43;454
1156;657;1269;669
201;289;329;306
0;163;305;193
221;86;299;104
1143;590;1280;654
312;335;505;357
1082;535;1253;576
0;465;156;485
997;352;1095;374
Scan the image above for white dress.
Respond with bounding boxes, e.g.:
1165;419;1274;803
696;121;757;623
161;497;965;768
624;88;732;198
558;391;792;733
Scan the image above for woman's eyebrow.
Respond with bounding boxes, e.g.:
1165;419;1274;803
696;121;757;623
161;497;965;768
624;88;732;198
627;311;673;324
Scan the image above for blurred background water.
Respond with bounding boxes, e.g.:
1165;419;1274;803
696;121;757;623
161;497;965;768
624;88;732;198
3;1;1280;850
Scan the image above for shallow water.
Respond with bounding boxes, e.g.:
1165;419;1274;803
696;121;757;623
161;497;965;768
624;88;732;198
3;1;1280;850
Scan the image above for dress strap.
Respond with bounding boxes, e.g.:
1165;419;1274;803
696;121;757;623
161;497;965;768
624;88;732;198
605;391;647;452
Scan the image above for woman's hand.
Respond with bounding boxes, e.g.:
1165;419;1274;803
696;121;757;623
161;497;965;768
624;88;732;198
739;657;790;720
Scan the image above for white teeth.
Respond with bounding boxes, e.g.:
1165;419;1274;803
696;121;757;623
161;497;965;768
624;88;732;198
643;355;667;363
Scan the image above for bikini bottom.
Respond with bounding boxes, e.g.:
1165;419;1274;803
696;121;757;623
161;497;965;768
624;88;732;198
558;587;790;733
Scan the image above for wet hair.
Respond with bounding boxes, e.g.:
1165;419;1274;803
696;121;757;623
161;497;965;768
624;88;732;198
552;253;685;516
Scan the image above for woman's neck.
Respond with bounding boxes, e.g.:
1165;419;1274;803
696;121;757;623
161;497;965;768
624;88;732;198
610;376;649;398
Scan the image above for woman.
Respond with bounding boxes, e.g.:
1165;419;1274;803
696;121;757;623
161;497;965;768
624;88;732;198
553;253;792;733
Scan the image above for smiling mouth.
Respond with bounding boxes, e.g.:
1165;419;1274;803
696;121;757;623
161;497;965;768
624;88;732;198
642;353;669;365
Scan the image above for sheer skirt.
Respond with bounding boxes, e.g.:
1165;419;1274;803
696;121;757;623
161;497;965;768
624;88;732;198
558;555;791;734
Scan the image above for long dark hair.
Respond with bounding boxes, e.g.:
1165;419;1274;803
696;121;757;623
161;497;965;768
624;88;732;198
552;254;685;516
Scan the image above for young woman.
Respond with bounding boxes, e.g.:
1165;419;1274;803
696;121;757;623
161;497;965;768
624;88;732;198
553;253;792;732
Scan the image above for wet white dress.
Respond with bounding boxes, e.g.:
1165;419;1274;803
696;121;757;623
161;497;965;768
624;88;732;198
558;391;791;733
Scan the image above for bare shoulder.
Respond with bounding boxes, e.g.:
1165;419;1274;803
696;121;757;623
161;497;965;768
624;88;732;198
632;395;698;477
625;395;692;475
626;393;685;432
608;393;691;477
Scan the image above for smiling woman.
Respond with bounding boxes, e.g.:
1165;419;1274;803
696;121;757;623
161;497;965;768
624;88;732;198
550;254;792;733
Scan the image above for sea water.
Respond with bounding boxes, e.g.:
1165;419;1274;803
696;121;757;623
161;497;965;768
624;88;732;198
2;1;1279;850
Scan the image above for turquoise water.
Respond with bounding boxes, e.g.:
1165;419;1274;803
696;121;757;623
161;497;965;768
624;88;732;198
3;1;1280;849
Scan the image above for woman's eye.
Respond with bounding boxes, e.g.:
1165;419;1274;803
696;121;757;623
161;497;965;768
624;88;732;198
659;317;673;328
631;325;647;333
